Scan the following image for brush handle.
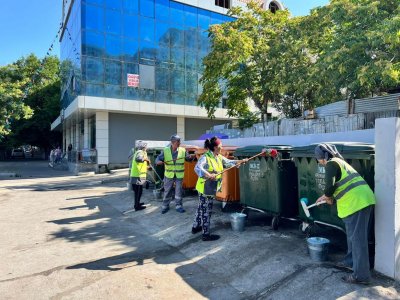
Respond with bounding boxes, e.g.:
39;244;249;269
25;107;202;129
307;200;327;209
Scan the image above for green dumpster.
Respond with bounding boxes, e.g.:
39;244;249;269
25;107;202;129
291;142;375;231
234;145;298;230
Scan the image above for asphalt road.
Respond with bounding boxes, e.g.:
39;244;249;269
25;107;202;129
0;161;398;299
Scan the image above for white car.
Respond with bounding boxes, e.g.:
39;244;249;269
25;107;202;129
11;148;25;159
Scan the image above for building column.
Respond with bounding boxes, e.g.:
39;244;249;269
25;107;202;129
75;119;80;152
374;118;400;280
96;111;109;165
177;116;185;140
65;124;71;149
83;118;89;149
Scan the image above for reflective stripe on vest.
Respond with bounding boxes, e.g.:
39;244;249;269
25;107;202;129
195;151;223;196
130;150;148;179
164;147;186;179
331;157;375;218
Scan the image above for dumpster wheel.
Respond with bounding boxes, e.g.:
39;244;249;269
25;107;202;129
271;216;279;230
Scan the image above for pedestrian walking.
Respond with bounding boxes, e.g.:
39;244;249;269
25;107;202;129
192;137;247;241
130;141;150;211
314;143;376;285
156;134;195;214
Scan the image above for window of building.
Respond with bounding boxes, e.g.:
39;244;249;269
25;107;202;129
215;0;230;9
269;2;280;13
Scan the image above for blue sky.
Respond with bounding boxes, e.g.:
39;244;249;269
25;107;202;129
0;0;329;66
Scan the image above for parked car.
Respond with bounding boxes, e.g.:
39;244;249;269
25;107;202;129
11;148;25;159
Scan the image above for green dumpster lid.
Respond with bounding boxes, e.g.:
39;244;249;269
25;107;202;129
291;142;374;159
234;145;293;156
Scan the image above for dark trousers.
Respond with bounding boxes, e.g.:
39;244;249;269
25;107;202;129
342;205;373;281
193;193;214;235
132;184;143;208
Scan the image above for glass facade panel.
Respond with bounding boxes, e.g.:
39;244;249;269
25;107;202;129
169;2;184;25
82;4;104;32
105;34;122;59
155;67;170;91
85;0;104;6
170;48;184;70
105;0;122;10
83;56;104;83
140;17;155;43
186;72;198;95
184;5;197;28
82;30;104;56
105;84;124;98
140;0;155;18
170;25;184;48
123;0;139;14
155;90;170;103
155;0;169;22
123;39;139;62
139;41;156;65
139;88;155;101
198;9;210;29
123;14;139;39
105;9;122;35
62;0;229;106
126;87;140;99
156;21;170;46
105;60;122;85
171;70;184;93
84;83;105;97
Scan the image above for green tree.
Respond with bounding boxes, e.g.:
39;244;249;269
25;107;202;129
0;54;61;151
305;0;400;105
198;1;292;122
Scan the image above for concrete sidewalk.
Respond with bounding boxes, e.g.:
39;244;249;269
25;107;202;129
0;164;399;299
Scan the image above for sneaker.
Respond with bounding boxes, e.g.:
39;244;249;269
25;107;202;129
176;207;185;213
341;274;370;285
191;226;202;234
134;205;146;211
202;234;220;241
161;207;169;214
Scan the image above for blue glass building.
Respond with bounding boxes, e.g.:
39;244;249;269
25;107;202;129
53;0;283;167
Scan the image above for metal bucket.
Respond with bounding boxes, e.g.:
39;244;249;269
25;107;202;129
153;189;162;200
307;237;330;261
230;213;247;232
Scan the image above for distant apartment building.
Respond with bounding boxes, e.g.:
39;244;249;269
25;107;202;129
51;0;284;167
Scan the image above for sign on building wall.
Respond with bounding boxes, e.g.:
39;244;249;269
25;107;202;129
127;74;140;88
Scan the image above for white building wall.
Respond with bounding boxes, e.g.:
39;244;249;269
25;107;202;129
96;112;109;165
374;118;400;281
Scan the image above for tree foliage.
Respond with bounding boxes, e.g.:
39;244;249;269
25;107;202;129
198;0;400;123
0;54;61;149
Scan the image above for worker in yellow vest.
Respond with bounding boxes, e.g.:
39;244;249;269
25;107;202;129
130;141;150;211
156;134;195;214
192;137;248;241
315;143;375;285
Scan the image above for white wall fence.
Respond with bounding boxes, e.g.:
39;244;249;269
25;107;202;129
210;110;400;139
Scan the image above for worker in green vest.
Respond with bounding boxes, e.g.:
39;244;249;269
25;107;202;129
192;137;248;241
156;134;195;214
315;143;376;285
130;141;150;211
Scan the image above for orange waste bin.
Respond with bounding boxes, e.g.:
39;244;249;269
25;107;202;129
181;145;199;190
194;146;240;203
216;146;240;203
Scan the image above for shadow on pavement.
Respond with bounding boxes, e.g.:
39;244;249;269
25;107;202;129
46;187;400;299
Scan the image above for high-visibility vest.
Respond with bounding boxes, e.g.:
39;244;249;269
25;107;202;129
195;151;223;196
130;150;148;179
330;157;375;218
164;147;186;179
